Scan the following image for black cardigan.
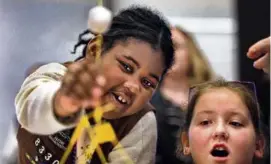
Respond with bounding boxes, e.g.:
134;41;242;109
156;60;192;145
151;89;186;164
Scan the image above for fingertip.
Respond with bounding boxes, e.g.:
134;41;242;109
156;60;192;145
253;60;262;69
247;48;256;58
96;75;106;86
253;61;258;68
92;87;103;97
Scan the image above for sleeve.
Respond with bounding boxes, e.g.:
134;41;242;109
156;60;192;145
108;111;157;164
15;63;83;135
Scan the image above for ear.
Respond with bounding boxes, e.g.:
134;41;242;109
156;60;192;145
181;132;191;156
85;37;100;63
254;134;265;158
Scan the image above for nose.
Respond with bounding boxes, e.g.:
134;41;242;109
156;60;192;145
212;122;229;140
124;80;140;94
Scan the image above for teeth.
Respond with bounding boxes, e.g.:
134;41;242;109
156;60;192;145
215;147;225;151
118;96;122;101
117;95;127;104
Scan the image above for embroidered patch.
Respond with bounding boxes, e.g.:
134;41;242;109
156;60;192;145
48;129;73;150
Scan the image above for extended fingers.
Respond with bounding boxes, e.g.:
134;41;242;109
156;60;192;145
247;37;270;59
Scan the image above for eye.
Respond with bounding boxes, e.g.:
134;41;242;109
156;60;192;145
200;120;212;126
229;121;243;128
119;60;134;74
141;78;155;89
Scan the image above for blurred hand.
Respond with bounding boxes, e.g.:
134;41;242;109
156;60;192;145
247;36;270;74
54;60;107;117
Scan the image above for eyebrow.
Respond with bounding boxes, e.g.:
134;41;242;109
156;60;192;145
123;55;160;82
227;111;247;118
124;55;140;68
196;110;215;116
196;110;247;118
150;73;160;82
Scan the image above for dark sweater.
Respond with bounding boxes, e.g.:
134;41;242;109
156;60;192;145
151;89;186;164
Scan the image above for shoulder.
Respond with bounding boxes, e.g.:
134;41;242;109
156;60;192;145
133;111;157;136
139;111;156;125
137;102;157;131
28;62;68;78
122;110;157;140
37;63;67;72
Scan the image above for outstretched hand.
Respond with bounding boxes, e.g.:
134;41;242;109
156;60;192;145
247;36;270;74
54;60;107;118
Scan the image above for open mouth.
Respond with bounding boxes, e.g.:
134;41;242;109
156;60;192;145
211;146;229;158
112;92;129;105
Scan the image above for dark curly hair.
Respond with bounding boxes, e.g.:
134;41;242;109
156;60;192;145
72;6;174;76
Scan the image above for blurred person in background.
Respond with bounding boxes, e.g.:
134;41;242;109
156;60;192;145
151;26;215;164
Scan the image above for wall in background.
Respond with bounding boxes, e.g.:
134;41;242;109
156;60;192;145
0;0;95;151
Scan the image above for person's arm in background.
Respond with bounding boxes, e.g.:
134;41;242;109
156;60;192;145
247;36;270;74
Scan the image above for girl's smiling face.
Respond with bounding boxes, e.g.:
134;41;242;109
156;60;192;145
86;39;165;119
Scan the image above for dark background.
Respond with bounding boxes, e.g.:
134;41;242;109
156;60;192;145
236;0;270;125
236;0;270;163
